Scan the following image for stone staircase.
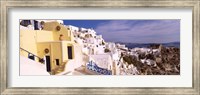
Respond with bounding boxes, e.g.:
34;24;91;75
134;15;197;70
51;62;67;75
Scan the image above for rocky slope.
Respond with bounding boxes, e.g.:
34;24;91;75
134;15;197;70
123;45;180;75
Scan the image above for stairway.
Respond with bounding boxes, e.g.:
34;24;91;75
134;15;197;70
52;62;67;75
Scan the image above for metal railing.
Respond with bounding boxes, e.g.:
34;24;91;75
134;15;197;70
20;47;44;63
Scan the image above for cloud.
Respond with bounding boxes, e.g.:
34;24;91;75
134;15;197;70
94;20;180;43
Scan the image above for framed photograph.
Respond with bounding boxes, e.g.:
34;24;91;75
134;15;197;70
1;0;199;95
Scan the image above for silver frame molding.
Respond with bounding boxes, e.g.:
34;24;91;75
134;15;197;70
0;0;200;95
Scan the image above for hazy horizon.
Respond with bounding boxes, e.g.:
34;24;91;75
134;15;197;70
103;39;180;44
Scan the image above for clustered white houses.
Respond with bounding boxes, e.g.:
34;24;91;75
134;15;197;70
130;47;161;66
65;24;141;75
20;20;161;75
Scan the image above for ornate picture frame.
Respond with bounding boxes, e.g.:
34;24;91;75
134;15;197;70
1;0;199;95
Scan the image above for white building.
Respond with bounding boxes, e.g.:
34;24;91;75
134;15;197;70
67;25;79;32
79;27;88;32
110;50;120;61
105;42;116;51
89;54;113;70
85;37;96;44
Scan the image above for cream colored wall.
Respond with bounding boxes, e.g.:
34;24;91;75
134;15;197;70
37;42;62;70
42;21;59;32
36;30;53;42
37;43;50;58
20;30;54;57
51;42;62;69
43;21;74;41
20;21;77;73
61;42;68;62
20;30;37;57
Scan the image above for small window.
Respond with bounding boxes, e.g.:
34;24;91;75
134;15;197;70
55;59;59;66
67;46;73;59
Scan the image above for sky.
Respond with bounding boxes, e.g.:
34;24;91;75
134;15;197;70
64;20;180;43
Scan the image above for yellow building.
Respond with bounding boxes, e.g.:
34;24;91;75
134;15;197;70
20;21;81;74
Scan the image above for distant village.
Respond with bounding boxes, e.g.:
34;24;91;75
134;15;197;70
20;20;180;75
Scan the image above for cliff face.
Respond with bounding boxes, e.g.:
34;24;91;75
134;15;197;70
158;46;180;75
122;45;180;75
